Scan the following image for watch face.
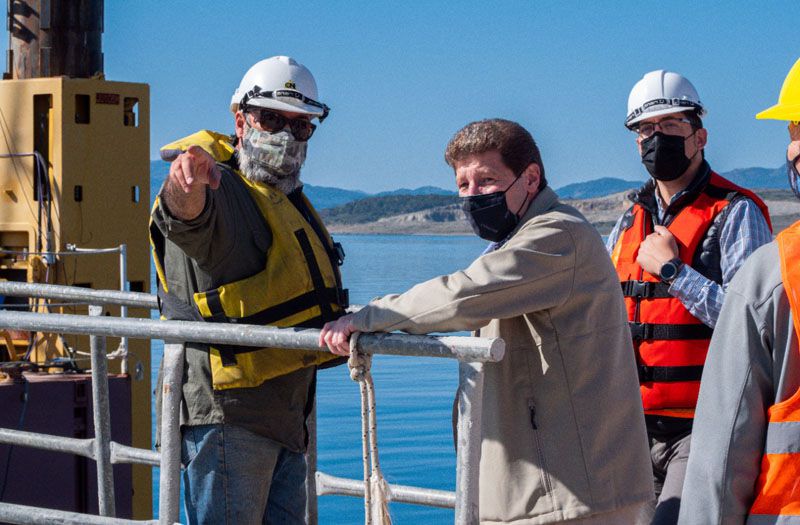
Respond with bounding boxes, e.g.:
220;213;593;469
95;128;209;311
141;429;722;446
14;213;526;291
661;261;677;281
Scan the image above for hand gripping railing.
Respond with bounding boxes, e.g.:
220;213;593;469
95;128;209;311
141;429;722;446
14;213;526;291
0;281;505;525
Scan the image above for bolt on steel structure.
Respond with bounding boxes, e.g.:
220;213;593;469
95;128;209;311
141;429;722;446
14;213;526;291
0;281;505;525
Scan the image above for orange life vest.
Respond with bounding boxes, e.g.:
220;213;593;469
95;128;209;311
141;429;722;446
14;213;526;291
748;220;800;521
611;172;771;419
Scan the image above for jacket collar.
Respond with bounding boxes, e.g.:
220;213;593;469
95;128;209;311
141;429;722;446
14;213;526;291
521;185;559;223
483;186;559;251
628;161;712;225
513;186;559;234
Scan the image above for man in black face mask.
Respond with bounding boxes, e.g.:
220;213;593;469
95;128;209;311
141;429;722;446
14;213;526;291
606;70;773;525
321;119;654;524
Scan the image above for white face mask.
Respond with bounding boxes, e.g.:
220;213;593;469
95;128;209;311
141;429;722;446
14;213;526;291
238;125;307;192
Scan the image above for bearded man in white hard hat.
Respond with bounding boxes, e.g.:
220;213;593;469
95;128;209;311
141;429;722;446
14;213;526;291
679;58;800;525
606;70;773;524
150;56;347;524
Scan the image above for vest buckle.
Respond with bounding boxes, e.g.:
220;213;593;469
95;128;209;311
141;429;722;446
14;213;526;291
339;288;350;309
629;322;653;341
628;280;654;298
333;242;346;266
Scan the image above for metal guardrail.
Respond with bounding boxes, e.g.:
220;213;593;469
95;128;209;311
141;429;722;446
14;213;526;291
0;245;134;372
0;281;505;524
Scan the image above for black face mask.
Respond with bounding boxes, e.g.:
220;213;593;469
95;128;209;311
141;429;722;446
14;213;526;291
787;153;800;199
461;174;525;242
640;131;695;182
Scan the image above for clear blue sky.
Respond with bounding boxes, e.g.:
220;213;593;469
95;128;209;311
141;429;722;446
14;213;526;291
8;1;799;192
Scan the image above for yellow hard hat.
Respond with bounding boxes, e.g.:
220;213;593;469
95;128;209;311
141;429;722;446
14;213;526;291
757;58;800;121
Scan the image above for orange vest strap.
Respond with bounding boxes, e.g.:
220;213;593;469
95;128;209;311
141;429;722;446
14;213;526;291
707;172;773;232
778;221;800;344
628;322;713;342
620;280;672;299
638;364;704;383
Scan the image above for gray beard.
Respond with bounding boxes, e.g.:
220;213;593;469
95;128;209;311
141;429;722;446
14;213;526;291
236;147;302;195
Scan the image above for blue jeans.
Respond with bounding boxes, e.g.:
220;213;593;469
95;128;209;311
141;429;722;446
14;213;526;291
181;424;307;525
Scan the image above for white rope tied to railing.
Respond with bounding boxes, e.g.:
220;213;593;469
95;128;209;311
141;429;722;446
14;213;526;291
348;332;393;525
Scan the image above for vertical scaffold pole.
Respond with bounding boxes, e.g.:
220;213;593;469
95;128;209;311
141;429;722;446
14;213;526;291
305;398;319;525
454;361;484;525
118;244;129;375
159;342;184;525
89;304;116;517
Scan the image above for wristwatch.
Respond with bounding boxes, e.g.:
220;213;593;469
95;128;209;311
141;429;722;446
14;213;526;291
659;257;684;283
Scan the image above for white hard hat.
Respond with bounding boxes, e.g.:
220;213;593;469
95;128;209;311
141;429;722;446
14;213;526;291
230;56;329;121
625;70;706;129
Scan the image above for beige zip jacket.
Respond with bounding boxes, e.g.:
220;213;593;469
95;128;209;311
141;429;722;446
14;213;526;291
349;187;653;524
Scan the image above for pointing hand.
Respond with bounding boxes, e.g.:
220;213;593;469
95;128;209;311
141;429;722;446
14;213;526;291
168;145;222;194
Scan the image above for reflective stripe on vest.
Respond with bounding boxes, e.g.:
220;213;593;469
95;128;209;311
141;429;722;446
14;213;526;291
150;164;346;391
612;172;771;418
749;221;800;520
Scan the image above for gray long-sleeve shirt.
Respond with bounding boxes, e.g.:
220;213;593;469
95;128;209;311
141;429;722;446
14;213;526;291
679;241;800;524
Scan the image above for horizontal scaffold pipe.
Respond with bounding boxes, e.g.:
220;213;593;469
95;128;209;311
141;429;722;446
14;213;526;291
0;281;157;309
0;428;162;467
0;428;95;459
0;501;160;525
0;310;505;363
315;471;456;509
110;441;161;467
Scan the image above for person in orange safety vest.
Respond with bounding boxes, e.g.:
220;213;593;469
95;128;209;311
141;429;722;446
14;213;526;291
680;57;800;525
606;70;772;524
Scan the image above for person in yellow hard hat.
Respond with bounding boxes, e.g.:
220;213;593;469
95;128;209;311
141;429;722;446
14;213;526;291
679;58;800;524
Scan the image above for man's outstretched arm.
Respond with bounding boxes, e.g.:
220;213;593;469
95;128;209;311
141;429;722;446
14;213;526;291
161;145;221;220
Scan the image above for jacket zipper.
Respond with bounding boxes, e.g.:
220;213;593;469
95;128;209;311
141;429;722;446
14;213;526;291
528;401;554;499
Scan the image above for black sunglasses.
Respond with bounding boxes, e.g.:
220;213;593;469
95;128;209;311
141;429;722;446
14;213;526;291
246;107;317;142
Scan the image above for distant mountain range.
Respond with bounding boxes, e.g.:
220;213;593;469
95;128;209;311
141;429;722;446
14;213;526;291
304;185;454;210
718;166;787;190
305;166;790;206
151;160;789;208
555;177;643;199
554;166;788;199
319;194;459;224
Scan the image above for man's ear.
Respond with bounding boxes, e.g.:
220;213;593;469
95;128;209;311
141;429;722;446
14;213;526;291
523;163;541;191
695;128;708;151
234;111;247;140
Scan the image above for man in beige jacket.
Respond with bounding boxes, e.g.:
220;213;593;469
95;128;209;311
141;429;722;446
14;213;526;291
320;119;652;524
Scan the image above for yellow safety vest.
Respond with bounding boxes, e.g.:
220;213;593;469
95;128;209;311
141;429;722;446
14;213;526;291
150;130;346;390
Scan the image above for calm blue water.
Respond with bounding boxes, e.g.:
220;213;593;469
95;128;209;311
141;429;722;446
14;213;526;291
149;169;488;524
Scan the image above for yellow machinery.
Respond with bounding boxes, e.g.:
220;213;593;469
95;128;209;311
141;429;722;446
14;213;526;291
0;1;151;519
